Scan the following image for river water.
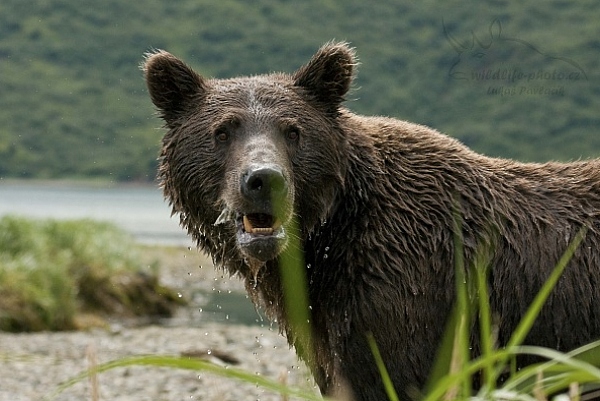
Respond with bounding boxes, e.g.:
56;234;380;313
0;181;193;246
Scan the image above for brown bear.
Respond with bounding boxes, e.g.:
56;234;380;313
143;42;600;400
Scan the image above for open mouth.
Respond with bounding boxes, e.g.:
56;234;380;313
236;212;287;262
242;213;282;235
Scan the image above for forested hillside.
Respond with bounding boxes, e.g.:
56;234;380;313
2;0;599;181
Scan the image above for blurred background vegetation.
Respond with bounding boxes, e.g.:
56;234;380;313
0;216;185;332
1;0;599;181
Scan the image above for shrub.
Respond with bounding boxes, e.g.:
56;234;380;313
0;215;185;332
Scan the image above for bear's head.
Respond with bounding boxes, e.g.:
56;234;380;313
143;43;355;270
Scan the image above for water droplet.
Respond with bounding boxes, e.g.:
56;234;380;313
207;349;212;355
325;246;330;251
323;254;328;259
177;292;183;298
198;307;203;312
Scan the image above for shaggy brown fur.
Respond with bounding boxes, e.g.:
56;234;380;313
144;42;600;401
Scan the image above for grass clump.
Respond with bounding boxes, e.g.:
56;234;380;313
418;223;600;401
0;215;185;332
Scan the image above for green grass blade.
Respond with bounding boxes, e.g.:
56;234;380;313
486;226;588;385
452;207;472;398
503;341;600;394
474;243;495;390
423;301;465;396
422;349;513;401
424;206;474;399
278;216;314;361
45;354;326;401
424;206;473;398
366;332;400;401
505;226;587;351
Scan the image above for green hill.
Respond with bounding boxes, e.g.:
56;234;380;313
1;0;599;181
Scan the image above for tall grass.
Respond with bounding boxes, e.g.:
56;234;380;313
420;223;600;401
0;215;183;332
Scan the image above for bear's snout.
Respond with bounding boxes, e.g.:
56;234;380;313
231;164;291;263
241;166;288;205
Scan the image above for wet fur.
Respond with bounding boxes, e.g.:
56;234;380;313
144;43;600;401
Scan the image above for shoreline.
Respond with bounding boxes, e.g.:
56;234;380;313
0;183;192;247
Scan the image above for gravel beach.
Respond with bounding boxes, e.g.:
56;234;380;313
0;247;316;401
0;324;313;401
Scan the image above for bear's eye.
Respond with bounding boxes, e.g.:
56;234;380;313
215;129;229;143
286;127;300;141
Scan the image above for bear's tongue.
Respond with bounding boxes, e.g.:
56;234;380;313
243;213;281;235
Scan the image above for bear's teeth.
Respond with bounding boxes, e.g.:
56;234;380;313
253;227;274;234
243;215;254;233
243;215;281;234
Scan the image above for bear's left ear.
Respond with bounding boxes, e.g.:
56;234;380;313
143;50;208;124
293;42;356;112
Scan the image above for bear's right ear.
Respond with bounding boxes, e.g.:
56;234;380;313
142;51;207;123
293;42;356;113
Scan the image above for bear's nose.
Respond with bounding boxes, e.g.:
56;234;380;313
241;166;288;203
